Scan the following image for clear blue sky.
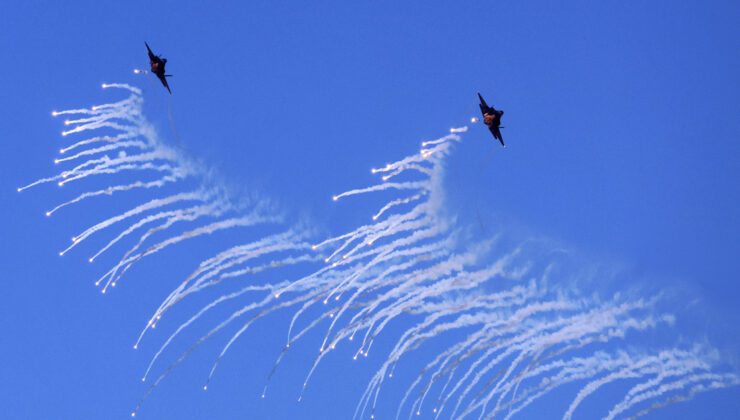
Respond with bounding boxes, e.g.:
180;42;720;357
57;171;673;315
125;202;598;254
2;1;739;418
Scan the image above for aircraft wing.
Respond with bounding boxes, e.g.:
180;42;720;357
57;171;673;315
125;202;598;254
489;125;504;147
478;92;491;116
157;74;172;94
145;42;158;62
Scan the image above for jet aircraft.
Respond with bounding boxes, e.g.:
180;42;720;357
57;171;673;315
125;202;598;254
478;93;504;146
146;42;172;94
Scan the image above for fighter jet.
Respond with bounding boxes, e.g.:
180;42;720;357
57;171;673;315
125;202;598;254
145;42;172;94
478;93;504;146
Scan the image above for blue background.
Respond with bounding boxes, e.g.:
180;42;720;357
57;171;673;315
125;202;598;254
2;1;739;418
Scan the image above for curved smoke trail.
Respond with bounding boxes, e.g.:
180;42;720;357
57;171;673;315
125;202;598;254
22;84;737;418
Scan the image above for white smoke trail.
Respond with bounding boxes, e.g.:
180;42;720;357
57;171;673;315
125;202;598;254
303;129;737;420
24;84;737;419
22;84;320;416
